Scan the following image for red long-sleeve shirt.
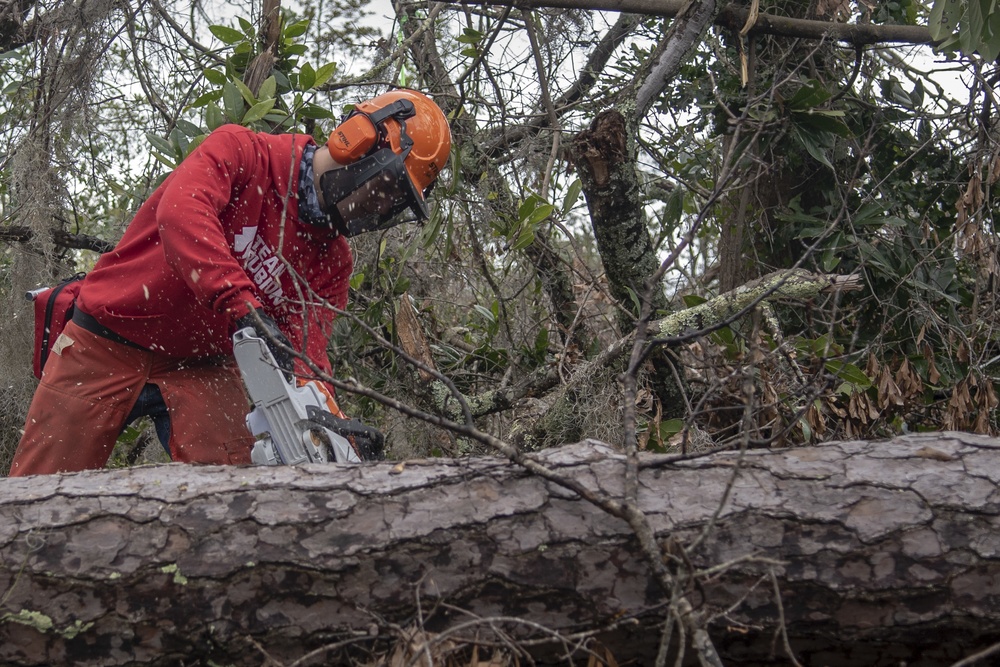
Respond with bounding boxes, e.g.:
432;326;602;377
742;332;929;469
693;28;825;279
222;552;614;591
77;125;353;378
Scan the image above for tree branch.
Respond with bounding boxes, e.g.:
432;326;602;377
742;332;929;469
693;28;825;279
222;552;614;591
0;226;114;254
438;0;935;46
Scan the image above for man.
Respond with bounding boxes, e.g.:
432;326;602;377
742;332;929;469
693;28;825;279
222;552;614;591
9;88;451;475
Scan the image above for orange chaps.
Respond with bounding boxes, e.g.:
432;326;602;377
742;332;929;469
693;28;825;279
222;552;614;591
9;321;254;476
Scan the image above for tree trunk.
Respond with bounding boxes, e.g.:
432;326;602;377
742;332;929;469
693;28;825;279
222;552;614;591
571;110;666;319
0;433;998;666
571;109;689;420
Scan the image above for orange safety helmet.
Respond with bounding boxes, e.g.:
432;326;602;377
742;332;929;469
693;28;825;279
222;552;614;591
321;89;451;236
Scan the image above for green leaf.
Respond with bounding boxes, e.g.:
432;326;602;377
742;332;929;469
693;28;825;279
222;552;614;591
511;226;535;251
313;62;336;88
624;286;642;316
822;245;841;271
284;19;310;38
233;78;256;105
792;111;852;137
187;90;222;109
205;101;226;131
966;0;985;52
518;194;554;226
263;113;294;129
209;24;245;45
473;304;496;323
928;0;964;41
981;6;1000;60
203;68;228;85
800;416;813;443
785;79;832;110
175;119;202;138
222;81;244;120
169;127;188;156
297;104;334;119
884;79;912;107
534;327;549;360
145;132;175;157
273;70;291;93
682;294;707;307
242;98;275;124
185;134;208;156
151;152;178;169
909;78;925;108
257;76;276;102
793;127;834;170
959;19;977;54
525;203;553;226
459;27;483;43
298;62;316;90
562;178;582;214
824;361;872;389
659;419;685;438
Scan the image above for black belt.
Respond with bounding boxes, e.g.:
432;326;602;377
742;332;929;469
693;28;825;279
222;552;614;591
71;308;148;350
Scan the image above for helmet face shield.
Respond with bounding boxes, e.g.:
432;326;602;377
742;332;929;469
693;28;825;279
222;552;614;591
319;147;428;237
312;89;450;237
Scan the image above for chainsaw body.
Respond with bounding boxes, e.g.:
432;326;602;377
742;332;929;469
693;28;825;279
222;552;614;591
232;327;361;465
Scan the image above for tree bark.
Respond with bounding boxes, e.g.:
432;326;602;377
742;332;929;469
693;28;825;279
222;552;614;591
0;432;999;665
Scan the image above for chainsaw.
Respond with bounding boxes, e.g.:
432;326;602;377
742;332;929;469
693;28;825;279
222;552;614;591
232;327;384;465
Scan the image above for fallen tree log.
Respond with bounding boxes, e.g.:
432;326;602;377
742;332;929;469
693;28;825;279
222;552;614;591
0;432;998;665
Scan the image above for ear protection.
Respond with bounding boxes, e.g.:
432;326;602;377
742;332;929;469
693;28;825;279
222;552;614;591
326;98;417;165
327;115;380;164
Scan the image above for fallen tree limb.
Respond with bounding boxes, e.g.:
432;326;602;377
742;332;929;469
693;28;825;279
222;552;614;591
651;268;862;339
0;431;997;666
407;270;859;430
509;269;860;448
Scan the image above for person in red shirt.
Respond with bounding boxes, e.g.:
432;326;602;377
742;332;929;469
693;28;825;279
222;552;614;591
9;88;451;476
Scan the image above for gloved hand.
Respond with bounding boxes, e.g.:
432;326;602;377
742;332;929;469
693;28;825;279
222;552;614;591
235;309;295;377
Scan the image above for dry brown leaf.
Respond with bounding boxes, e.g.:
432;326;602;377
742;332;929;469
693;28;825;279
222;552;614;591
877;366;904;409
826;398;847;418
805;401;826;437
925;350;941;385
586;643;619;667
984;380;998;410
867;394;880;421
815;0;851;19
396;292;437;381
894;358;923;397
848;391;871;424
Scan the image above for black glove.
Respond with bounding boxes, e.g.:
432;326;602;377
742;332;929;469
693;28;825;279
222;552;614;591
236;309;295;377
